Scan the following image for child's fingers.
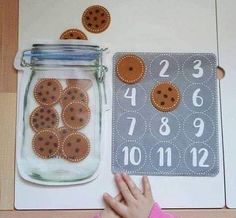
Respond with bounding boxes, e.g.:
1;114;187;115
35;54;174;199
142;176;153;199
115;173;135;203
103;193;126;217
114;193;123;202
122;173;142;199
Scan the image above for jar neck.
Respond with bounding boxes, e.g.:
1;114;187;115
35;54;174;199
22;43;106;68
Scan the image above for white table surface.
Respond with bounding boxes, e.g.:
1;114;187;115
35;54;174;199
217;0;236;209
15;0;225;209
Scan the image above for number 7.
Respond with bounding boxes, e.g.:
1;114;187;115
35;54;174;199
126;117;136;136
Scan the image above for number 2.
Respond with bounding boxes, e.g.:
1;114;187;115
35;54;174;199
193;60;204;78
159;60;169;77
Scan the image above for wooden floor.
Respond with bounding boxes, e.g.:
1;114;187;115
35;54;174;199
0;0;235;217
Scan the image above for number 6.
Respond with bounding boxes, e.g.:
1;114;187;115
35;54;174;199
192;88;203;107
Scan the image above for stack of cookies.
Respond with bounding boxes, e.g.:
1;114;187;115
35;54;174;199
30;78;92;162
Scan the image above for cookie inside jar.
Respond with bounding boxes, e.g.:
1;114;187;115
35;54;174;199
29;78;94;163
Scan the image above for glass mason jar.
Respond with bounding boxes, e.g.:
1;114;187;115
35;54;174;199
15;41;107;185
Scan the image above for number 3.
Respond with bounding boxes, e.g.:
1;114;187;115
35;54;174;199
193;60;204;78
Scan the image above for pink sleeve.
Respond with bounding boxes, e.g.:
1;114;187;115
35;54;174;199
148;203;176;218
93;203;176;218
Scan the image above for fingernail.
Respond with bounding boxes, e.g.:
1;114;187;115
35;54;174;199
122;172;127;177
115;173;121;180
103;193;109;197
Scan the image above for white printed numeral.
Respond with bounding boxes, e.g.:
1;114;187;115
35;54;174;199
122;146;141;166
159;117;171;136
190;147;209;168
193;118;204;137
157;147;172;167
193;60;204;78
124;88;136;106
127;117;136;136
159;60;170;77
192;88;203;107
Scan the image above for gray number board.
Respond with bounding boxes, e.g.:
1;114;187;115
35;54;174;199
112;52;219;177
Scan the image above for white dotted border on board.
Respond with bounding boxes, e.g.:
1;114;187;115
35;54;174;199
116;83;148;112
182;54;214;84
182;83;214;113
115;141;147;174
183;112;215;143
183;142;216;175
148;142;181;175
149;53;180;82
116;111;147;142
149;112;181;143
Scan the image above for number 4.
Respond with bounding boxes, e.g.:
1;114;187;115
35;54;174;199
124;88;136;106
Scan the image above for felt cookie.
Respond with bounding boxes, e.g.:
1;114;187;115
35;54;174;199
32;129;60;159
62;101;90;130
30;106;59;132
58;126;76;141
34;79;63;106
60;86;88;107
57;126;76;157
62;132;90;162
151;81;180;112
116;55;145;84
82;5;111;33
66;79;92;90
60;28;88;40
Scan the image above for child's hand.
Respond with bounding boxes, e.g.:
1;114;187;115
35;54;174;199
100;193;122;218
103;173;154;218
